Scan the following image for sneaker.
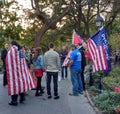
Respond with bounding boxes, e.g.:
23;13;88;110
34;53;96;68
54;96;60;100
79;92;84;95
69;93;79;96
48;95;52;99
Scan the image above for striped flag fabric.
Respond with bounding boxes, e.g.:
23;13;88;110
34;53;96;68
62;50;72;67
6;45;36;95
86;26;111;72
72;30;83;44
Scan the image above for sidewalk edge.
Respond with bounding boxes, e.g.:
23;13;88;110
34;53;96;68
85;90;102;114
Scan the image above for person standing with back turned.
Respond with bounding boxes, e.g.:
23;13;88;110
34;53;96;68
44;43;60;99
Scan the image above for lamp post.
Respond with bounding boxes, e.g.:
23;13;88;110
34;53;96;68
95;0;104;93
95;0;104;30
95;14;104;30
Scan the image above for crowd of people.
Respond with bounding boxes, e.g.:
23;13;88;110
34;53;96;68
1;40;87;106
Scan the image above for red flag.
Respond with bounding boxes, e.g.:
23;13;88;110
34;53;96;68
6;46;36;95
72;31;83;44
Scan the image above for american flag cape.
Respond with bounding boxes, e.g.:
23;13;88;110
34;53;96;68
86;26;111;72
6;46;36;95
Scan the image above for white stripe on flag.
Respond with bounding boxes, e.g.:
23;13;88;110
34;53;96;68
12;48;19;94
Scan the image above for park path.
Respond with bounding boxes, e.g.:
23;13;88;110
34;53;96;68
0;73;96;114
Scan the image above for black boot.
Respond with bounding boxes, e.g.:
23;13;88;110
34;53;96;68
19;93;25;103
8;101;18;106
9;95;18;106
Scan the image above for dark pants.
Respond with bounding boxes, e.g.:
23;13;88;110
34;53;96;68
3;70;7;86
46;72;58;96
11;93;25;103
81;67;85;90
61;66;68;78
36;77;43;94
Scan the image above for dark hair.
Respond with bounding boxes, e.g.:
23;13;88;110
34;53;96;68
49;43;54;49
10;40;21;50
70;44;76;48
36;47;43;55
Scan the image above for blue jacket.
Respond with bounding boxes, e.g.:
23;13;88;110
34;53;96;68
32;55;44;69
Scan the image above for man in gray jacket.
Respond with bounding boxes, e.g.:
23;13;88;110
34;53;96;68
44;43;60;99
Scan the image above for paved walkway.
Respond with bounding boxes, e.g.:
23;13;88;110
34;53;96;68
0;73;96;114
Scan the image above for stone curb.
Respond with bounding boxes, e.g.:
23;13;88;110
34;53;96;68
85;90;102;114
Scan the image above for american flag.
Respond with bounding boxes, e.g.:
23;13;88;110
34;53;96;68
87;27;111;72
62;50;72;67
6;46;36;95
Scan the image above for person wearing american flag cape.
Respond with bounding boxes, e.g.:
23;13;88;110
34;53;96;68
6;40;36;106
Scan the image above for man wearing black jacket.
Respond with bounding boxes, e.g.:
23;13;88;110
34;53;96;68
1;43;9;86
60;46;68;79
77;43;86;90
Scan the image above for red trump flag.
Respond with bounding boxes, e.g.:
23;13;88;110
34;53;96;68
6;46;36;95
72;30;83;44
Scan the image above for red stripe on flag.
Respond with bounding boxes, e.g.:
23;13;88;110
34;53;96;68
6;53;11;95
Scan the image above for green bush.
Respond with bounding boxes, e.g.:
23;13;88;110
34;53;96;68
93;91;120;113
102;66;120;90
90;66;120;113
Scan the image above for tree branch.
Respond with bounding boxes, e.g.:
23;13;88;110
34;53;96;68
33;0;47;23
31;0;35;9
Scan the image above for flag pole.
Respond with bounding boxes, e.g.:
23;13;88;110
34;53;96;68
72;29;75;44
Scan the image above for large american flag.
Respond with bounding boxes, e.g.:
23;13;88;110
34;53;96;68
87;27;111;72
6;46;36;95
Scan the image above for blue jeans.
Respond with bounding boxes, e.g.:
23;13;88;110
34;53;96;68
70;69;83;94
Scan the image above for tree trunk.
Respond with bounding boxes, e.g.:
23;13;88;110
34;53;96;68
85;22;90;38
34;24;49;47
